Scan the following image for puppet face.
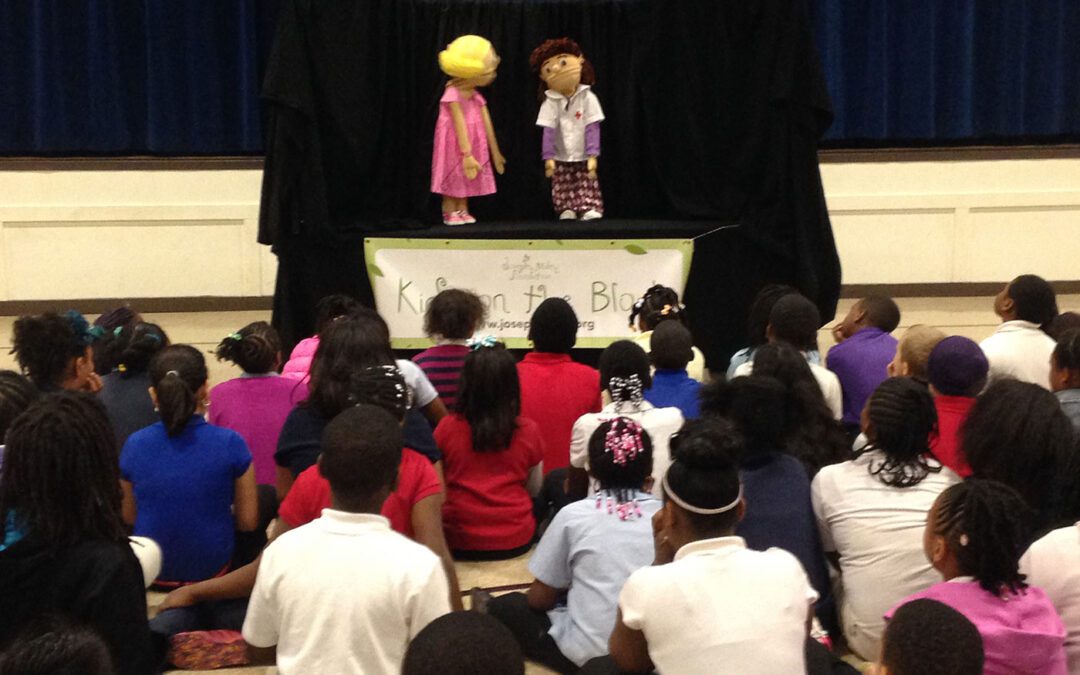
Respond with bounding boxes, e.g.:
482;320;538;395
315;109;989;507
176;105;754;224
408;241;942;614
540;53;584;95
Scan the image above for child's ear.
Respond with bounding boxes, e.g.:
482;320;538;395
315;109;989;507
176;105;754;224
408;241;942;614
765;323;776;343
898;360;912;378
927;533;948;567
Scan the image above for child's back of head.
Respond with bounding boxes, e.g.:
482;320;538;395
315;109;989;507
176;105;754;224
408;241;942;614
1001;275;1057;330
599;340;651;408
881;599;984;675
767;294;820;352
650;321;694;371
215;321;281;375
859;295;901;333
528;298;579;354
859;377;938;487
456;343;520;452
892;325;946;382
149;345;208;437
629;285;687;332
927;336;988;397
588;417;654;509
402;611;523;675
319;404;403;511
0;371;39;442
424;289;486;341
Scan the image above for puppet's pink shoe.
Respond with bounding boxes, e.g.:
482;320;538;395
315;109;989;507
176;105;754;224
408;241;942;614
460;211;477;224
443;211;467;226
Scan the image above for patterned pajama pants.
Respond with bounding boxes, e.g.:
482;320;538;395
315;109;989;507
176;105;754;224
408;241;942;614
551;161;604;216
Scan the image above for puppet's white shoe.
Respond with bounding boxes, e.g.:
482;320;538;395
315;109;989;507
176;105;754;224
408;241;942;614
559;210;577;220
581;209;603;220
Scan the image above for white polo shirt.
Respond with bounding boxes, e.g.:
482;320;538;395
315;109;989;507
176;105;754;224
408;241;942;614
810;450;959;660
733;358;844;420
980;320;1056;389
1020;522;1080;674
619;537;816;675
536;85;605;162
242;509;450;675
568;401;683;491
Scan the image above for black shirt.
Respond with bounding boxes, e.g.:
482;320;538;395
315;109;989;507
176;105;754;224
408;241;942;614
99;371;159;448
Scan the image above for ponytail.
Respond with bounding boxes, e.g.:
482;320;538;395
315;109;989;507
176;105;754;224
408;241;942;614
149;345;208;436
215;321;281;374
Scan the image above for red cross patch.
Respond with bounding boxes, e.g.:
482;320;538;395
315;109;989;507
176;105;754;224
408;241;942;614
575;110;582;120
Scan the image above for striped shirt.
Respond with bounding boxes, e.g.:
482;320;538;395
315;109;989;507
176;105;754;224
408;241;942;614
413;344;470;409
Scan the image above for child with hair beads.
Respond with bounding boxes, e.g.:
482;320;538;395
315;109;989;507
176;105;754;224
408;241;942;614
486;417;660;672
871;599;984;675
981;274;1058;388
645;321;701;419
243;405;451;674
568;341;683;500
0;393;156;675
120;345;258;587
437;342;545;559
10;310;102;393
431;35;505;225
925;336;988;477
961;379;1080;534
629;285;706;382
518;298;601;476
889;480;1066;674
1050;327;1080;431
607;418;818;675
811;378;960;660
98;322;169;447
413;289;486;408
211;322;306;487
827;296;901;432
887;324;945;383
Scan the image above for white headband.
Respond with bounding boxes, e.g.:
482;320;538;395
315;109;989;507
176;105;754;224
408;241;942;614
661;472;743;515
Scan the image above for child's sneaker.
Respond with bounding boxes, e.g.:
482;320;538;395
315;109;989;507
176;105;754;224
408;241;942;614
559;210;577;220
581;209;603;220
443;211;467;226
460;211;477;224
167;630;250;670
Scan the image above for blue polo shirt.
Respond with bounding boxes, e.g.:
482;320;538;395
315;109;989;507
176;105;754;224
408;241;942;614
644;368;701;419
120;416;251;583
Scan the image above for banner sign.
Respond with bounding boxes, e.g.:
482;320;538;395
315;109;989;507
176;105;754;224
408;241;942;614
365;237;694;348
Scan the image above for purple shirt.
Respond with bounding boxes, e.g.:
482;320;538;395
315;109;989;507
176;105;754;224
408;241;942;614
826;327;898;425
208;375;307;485
542;123;601;161
887;580;1067;675
413;344;469;410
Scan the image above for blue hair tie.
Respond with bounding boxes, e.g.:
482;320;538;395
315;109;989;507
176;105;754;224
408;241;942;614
64;310;101;346
467;335;498;351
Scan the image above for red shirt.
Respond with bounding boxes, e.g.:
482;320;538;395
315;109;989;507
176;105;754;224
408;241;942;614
277;448;442;537
516;353;601;473
930;395;976;477
435;414;545;552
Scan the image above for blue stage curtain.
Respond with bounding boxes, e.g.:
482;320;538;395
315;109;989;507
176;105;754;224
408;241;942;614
0;0;276;155
811;0;1080;144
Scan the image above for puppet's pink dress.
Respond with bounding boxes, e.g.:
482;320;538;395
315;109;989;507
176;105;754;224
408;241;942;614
431;86;496;198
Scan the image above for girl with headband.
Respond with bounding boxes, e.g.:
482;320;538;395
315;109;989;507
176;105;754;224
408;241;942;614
486;417;659;671
608;418;818;675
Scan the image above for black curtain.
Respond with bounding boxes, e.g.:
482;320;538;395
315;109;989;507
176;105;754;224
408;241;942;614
259;0;840;368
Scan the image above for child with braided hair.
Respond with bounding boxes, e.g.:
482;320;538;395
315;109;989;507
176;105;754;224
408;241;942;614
629;285;706;382
0;371;38;478
812;377;960;660
98;321;169;447
888;479;1067;674
487;417;660;672
568;341;683;500
1050;327;1080;431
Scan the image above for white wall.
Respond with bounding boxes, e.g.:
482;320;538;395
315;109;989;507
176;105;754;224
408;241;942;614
0;157;1078;304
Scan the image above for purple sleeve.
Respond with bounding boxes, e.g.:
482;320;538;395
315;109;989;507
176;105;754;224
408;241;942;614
541;126;557;160
585;122;601;158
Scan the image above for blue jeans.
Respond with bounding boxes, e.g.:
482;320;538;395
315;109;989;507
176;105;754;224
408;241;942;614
149;598;249;638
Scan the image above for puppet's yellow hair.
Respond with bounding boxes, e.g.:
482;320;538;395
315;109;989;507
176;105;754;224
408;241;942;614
439;35;494;79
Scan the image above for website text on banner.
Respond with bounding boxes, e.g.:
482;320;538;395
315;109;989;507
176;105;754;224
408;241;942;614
365;238;694;349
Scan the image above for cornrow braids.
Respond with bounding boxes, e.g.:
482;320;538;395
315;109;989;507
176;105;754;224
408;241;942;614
0;393;127;550
215;321;281;374
346;365;412;422
113;322;168;378
856;377;940;487
587;417;654;517
1053;328;1080;371
0;370;39;442
931;480;1032;595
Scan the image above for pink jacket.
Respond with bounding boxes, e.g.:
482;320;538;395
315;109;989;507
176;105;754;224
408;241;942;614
281;336;319;381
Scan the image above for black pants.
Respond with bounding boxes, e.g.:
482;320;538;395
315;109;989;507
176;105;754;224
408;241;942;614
534;468;574;526
487;592;579;674
575;639;858;675
233;484;278;567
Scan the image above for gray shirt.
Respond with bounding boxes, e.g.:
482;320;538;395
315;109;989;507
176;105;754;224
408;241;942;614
1056;389;1080;434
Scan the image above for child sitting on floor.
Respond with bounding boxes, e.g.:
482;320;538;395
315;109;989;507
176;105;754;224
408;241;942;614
925;336;988;477
1050;328;1080;432
243;405;451;674
0;371;38;477
727;284;813;379
403;612;524;675
120;345;259;586
871;599;984;675
437;341;545;560
629;285;706;382
11;310;103;393
487;417;660;672
607;418;818;675
98;322;169;447
811;377;960;660
413;288;486;409
827;295;900;433
889;479;1067;674
887;324;946;384
1021;516;1080;673
645;321;701;419
980;274;1058;388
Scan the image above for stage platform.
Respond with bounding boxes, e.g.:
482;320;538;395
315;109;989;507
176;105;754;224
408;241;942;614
377;219;734;241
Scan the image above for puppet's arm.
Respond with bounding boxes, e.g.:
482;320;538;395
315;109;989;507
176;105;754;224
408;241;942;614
449;101;481;179
585;122;601;179
542;127;557;178
481;105;506;175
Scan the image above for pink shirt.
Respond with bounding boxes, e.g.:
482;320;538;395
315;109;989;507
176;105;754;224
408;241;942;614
887;579;1067;675
208;376;307;485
